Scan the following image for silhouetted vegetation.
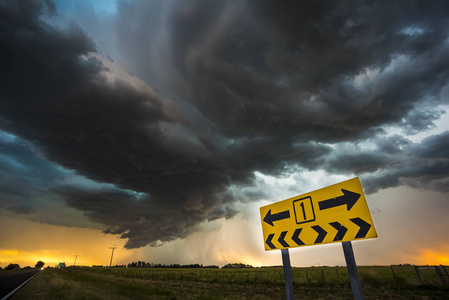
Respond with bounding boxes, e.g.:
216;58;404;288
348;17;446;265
222;263;254;268
5;263;20;270
35;261;45;269
126;261;219;268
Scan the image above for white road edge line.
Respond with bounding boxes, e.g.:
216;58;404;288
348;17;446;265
1;271;40;300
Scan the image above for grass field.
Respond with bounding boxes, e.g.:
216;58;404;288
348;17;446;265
10;265;449;299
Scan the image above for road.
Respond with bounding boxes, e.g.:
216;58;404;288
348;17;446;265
0;269;40;299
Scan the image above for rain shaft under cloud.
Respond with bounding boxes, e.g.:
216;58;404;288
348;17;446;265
0;0;448;249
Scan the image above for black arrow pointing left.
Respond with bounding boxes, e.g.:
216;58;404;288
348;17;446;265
265;233;276;249
263;209;290;226
292;228;305;246
278;231;290;247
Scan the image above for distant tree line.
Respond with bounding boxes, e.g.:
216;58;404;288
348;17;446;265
126;261;219;269
125;262;255;269
128;261;151;268
222;263;254;268
4;263;20;270
1;261;44;270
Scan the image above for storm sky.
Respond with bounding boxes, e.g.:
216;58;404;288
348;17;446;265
1;0;449;267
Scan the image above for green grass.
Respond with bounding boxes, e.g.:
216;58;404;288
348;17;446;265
10;266;449;299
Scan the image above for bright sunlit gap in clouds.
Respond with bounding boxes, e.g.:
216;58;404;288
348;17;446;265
1;0;449;269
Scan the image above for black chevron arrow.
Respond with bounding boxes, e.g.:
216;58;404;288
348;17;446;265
278;231;290;247
318;189;361;211
329;221;348;241
350;217;372;239
263;209;291;226
292;228;305;246
312;225;327;244
265;233;276;249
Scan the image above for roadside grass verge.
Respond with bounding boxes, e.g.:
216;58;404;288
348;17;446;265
11;266;449;299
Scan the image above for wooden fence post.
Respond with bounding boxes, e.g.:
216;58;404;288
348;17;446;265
441;265;449;277
390;266;396;282
435;266;449;286
414;266;423;284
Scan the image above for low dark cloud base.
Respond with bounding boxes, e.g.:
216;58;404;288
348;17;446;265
1;0;448;248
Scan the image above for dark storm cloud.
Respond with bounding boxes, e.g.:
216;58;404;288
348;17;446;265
53;184;239;248
0;132;66;213
400;108;444;135
0;0;234;248
376;135;411;155
361;131;449;193
1;0;449;248
135;0;449;142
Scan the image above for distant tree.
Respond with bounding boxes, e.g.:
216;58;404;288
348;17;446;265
222;263;254;269
204;265;219;269
35;261;45;269
5;263;20;270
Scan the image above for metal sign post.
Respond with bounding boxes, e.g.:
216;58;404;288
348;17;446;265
342;241;364;300
281;249;295;300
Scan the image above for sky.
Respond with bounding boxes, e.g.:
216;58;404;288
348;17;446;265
0;0;449;268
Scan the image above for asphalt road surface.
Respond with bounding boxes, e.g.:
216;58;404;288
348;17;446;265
0;269;40;299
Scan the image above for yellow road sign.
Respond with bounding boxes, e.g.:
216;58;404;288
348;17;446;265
260;177;377;251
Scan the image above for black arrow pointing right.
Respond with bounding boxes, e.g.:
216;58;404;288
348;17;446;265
265;233;276;249
330;221;348;241
350;217;372;239
318;189;361;211
312;225;327;244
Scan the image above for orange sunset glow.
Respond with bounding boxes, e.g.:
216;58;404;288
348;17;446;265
418;249;449;266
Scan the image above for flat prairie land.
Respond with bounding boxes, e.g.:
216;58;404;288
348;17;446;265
11;265;449;299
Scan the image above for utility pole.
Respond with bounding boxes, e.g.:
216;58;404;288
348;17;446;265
109;247;117;267
74;255;78;266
